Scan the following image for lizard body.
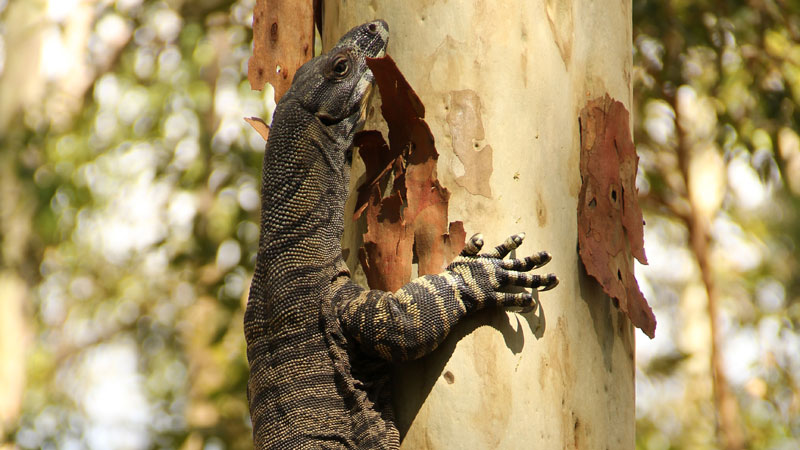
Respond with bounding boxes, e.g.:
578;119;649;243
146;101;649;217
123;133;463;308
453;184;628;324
245;20;558;449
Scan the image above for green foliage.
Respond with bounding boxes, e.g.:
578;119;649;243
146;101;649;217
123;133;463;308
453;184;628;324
1;0;265;448
633;0;800;447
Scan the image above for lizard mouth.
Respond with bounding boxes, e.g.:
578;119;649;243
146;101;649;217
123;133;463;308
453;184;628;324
354;20;386;122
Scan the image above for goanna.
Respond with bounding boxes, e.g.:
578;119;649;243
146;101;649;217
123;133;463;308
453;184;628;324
245;20;559;449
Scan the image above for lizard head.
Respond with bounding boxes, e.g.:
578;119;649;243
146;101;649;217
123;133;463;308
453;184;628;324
286;20;389;137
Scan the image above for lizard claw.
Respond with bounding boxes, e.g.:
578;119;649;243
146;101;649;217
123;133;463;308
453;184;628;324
461;233;484;256
484;233;526;259
537;274;559;291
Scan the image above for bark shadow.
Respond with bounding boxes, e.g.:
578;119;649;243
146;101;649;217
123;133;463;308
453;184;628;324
577;259;615;372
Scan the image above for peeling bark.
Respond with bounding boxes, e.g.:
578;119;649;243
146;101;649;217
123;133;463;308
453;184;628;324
446;90;493;198
248;0;315;101
578;94;656;338
244;117;270;141
354;56;465;292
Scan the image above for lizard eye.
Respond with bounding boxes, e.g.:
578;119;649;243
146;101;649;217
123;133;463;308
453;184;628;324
367;23;378;34
331;55;350;78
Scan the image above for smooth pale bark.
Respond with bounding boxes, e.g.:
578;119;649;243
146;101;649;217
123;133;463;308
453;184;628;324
325;1;635;448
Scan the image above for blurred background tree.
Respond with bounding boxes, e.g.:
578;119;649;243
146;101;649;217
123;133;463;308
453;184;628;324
633;0;800;449
0;1;267;448
0;0;797;449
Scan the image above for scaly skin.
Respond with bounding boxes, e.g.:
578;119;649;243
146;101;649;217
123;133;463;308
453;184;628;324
245;20;558;449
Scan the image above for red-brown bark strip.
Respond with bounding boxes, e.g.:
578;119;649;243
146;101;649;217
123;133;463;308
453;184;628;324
577;94;656;338
244;116;270;141
354;56;465;292
247;0;315;102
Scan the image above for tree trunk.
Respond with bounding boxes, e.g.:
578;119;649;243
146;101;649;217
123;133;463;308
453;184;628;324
324;1;636;448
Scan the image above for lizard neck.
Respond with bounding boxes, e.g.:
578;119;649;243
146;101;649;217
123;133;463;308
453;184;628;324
256;102;352;275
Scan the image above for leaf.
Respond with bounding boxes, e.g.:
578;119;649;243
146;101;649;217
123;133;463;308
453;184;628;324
577;94;656;338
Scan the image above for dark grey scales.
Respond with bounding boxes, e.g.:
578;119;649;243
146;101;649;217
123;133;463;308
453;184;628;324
245;20;559;449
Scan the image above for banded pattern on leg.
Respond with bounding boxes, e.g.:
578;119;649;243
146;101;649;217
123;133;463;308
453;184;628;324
446;233;559;310
335;233;558;362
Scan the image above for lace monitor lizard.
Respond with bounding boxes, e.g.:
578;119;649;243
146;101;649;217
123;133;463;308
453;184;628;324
244;20;559;449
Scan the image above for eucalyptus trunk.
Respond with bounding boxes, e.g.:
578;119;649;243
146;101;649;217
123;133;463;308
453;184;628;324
324;1;636;447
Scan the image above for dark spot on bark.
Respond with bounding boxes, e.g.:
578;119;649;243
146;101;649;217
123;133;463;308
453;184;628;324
270;22;279;42
443;371;455;384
